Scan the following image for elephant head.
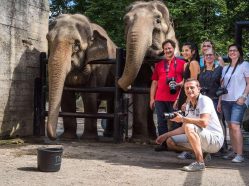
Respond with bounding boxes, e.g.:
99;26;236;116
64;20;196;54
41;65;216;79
46;14;116;140
118;1;179;91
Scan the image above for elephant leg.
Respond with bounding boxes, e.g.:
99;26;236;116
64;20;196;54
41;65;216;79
81;93;99;140
132;94;156;142
60;90;78;139
103;99;114;137
131;64;156;142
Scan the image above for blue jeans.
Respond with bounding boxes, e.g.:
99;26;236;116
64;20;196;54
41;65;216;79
155;101;180;135
221;101;247;124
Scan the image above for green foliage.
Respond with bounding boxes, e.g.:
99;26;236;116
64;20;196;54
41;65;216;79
49;0;249;55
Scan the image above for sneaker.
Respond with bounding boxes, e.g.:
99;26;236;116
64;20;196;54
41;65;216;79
232;155;244;163
181;161;205;172
203;153;212;162
177;151;194;159
223;151;236;160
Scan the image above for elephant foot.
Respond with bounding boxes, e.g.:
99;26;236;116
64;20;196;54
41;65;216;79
81;133;99;141
59;132;78;140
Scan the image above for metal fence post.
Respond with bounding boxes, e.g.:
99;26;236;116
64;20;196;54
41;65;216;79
39;52;47;136
114;48;125;142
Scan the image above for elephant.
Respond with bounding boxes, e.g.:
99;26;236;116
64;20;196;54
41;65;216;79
46;14;117;140
117;1;180;141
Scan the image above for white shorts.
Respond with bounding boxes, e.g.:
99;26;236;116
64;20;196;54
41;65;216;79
171;124;224;153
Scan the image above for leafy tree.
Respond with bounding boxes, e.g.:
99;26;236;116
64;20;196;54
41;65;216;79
49;0;249;55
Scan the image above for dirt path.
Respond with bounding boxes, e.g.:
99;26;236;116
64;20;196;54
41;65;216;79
0;138;249;186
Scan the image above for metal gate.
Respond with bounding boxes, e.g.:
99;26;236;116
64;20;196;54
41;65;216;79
33;48;153;142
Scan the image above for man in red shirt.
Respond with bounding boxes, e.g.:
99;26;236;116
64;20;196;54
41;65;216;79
150;39;185;151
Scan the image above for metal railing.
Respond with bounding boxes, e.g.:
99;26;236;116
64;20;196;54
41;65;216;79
33;48;158;142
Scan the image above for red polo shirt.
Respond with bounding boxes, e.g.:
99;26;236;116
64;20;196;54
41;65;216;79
152;57;185;101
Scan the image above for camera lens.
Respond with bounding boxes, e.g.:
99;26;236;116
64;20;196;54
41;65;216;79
164;110;184;119
164;113;176;119
168;79;177;94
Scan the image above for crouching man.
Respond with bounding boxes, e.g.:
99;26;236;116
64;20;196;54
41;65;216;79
156;78;224;172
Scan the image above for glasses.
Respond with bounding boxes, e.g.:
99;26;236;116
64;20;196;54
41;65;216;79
204;54;214;57
164;47;173;51
229;49;238;53
203;45;212;47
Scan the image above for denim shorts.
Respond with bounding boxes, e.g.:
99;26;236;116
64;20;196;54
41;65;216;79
221;101;247;124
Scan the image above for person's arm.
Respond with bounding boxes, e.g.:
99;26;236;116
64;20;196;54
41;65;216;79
150;80;158;110
217;56;225;67
237;77;249;105
155;126;185;144
189;60;200;79
217;96;222;113
171;112;210;128
176;80;184;87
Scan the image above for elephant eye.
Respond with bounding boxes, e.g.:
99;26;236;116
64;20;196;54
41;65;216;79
124;15;131;25
156;18;161;24
155;14;161;24
73;40;81;53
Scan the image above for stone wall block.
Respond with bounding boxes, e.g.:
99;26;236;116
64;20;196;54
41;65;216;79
0;0;49;138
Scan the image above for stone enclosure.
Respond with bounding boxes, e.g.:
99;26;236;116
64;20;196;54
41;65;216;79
0;1;248;140
0;0;49;138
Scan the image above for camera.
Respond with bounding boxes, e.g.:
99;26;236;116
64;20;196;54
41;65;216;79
167;77;177;94
200;87;209;95
164;110;184;119
215;87;228;97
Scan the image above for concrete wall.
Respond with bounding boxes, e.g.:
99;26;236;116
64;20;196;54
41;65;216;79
0;0;49;138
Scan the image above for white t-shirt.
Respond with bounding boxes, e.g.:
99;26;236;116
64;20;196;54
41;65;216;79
221;61;249;104
185;94;224;145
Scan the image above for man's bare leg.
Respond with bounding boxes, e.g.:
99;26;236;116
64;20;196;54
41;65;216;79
184;124;204;162
166;138;192;152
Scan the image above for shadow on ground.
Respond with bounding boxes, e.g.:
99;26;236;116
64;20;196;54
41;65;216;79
3;137;249;185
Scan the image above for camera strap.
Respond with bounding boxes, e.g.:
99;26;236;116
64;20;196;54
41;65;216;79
185;95;200;116
164;57;177;79
222;63;238;88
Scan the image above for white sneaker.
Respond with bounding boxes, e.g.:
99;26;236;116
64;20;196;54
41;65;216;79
177;151;194;159
232;155;244;163
223;151;236;160
181;161;205;172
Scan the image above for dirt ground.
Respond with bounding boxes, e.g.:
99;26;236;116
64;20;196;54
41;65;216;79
0;137;249;186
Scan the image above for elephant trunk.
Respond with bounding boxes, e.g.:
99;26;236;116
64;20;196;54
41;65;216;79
118;24;153;91
47;41;72;140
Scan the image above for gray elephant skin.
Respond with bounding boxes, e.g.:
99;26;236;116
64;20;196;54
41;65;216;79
46;14;117;140
118;1;180;141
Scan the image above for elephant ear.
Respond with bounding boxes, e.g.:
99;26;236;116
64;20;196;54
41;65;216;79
154;1;180;54
86;24;114;63
153;1;171;29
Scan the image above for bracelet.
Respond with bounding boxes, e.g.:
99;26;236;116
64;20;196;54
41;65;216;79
240;94;247;99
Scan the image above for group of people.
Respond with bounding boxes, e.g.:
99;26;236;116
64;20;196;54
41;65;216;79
150;39;249;172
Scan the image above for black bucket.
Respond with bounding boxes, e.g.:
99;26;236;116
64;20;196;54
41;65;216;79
37;147;63;172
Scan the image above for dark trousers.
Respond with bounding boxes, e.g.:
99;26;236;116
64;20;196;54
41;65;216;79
155;101;180;135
